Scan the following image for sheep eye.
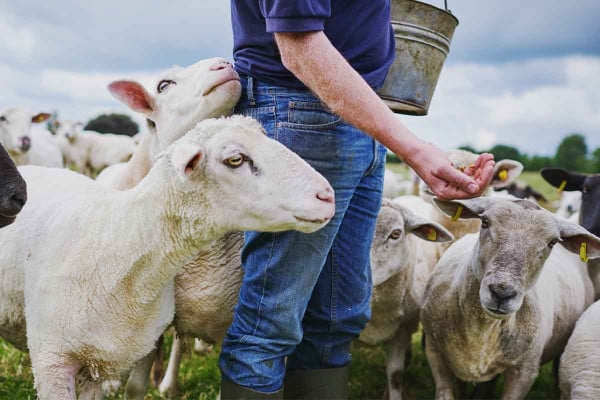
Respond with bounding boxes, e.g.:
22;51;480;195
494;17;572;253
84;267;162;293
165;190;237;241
157;79;176;93
548;239;559;249
0;115;7;123
388;229;402;240
481;217;490;229
224;154;245;168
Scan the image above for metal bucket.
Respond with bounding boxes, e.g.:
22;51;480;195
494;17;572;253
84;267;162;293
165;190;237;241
377;0;459;115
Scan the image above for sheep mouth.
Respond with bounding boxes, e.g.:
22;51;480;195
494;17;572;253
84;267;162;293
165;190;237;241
482;304;511;320
294;215;331;225
203;73;241;96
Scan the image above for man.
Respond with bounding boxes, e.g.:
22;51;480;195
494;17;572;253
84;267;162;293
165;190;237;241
220;1;495;398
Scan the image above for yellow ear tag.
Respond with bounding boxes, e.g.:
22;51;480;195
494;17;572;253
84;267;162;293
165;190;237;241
580;242;589;263
498;169;508;181
451;205;463;221
557;180;567;193
426;227;437;241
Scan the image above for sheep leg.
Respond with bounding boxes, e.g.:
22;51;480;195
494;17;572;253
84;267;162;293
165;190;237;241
194;337;213;353
425;336;456;400
385;329;411;400
124;348;156;400
158;333;184;397
501;366;538;400
151;334;165;386
31;357;79;400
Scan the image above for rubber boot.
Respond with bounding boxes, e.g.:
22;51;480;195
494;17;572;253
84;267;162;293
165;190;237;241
283;366;349;400
221;378;283;400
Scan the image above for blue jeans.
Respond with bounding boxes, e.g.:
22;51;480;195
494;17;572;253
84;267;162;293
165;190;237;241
219;76;387;393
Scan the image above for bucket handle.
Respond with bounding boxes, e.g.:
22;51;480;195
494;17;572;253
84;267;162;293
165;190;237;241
444;0;452;13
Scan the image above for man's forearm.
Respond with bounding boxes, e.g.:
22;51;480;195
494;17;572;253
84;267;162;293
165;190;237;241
275;31;422;162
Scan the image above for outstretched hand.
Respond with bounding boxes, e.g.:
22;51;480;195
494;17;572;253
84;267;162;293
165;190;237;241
404;142;495;200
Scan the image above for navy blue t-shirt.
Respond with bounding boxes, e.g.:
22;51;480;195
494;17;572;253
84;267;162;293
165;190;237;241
231;0;395;89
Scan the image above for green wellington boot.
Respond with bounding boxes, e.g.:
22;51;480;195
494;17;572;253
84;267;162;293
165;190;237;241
283;366;349;400
221;379;283;400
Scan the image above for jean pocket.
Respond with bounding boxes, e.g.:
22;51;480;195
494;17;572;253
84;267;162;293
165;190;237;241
281;101;341;131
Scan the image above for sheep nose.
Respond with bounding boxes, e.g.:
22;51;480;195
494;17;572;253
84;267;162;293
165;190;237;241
316;187;334;204
19;136;31;152
210;61;232;71
489;284;517;303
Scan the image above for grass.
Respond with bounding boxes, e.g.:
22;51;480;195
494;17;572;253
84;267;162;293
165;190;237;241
0;168;563;399
0;327;558;399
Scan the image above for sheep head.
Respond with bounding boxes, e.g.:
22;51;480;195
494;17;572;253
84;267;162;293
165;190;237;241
434;197;600;319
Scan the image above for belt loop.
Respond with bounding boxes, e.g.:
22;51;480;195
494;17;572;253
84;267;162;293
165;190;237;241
247;76;256;106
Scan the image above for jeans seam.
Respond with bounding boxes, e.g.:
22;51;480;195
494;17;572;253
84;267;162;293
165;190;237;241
252;235;277;337
330;242;338;334
363;140;380;177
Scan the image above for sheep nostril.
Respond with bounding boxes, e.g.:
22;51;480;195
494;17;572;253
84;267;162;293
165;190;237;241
489;284;517;303
11;193;26;210
316;187;334;204
210;63;229;71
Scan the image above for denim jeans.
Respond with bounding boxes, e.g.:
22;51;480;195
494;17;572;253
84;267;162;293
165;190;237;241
219;76;387;393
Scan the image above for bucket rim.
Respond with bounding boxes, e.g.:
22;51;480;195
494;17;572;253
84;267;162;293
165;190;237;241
397;0;460;26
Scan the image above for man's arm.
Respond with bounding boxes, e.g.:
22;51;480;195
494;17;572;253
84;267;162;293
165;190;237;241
275;31;494;199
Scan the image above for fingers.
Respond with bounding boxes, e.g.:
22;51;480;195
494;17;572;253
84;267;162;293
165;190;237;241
434;165;479;195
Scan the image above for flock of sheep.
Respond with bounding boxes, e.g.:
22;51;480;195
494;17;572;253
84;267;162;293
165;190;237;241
0;56;599;400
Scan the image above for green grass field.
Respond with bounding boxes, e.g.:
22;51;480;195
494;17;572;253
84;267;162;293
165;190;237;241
0;167;563;399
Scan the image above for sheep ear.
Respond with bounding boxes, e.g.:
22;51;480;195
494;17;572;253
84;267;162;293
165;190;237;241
491;160;523;188
433;197;489;220
108;81;155;115
556;219;600;261
541;168;586;192
407;219;454;243
31;113;51;123
171;143;204;181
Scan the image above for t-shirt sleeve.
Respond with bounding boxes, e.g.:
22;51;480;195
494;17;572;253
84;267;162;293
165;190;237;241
259;0;331;33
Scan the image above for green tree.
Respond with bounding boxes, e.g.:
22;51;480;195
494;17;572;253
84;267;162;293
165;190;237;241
84;113;139;136
524;155;553;171
592;147;600;173
487;144;523;163
554;134;588;172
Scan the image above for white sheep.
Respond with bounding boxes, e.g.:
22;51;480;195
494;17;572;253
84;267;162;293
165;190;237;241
0;142;27;228
559;299;600;399
55;120;136;176
96;57;241;190
555;191;582;220
359;197;453;400
421;197;599;399
0;109;63;167
0;116;335;400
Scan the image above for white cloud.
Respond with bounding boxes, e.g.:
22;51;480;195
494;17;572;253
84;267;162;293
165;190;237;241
0;12;37;61
400;55;600;155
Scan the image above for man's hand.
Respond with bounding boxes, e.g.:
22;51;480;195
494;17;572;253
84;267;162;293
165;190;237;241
404;141;495;199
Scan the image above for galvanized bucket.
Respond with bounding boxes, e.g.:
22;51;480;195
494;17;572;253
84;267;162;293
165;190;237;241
377;0;459;115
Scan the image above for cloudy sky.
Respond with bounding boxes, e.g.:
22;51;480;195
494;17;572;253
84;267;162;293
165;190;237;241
1;0;599;155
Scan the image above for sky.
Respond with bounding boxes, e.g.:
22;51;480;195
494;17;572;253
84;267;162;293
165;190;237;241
1;0;599;155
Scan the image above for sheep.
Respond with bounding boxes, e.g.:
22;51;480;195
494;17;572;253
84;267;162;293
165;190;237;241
0;116;335;399
554;190;582;220
0;142;27;228
559;299;600;399
542;168;600;300
383;169;416;198
95;57;241;190
358;197;453;400
54;120;136;176
420;197;599;400
492;180;548;204
0;109;62;167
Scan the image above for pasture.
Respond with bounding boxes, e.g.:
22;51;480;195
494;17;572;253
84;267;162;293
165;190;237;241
0;328;558;399
0;166;563;399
